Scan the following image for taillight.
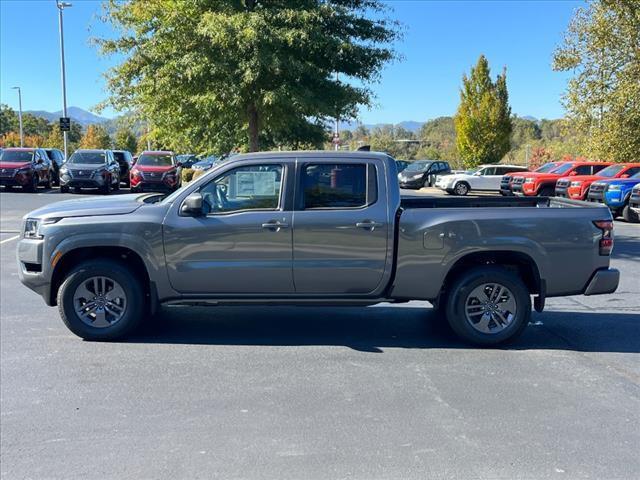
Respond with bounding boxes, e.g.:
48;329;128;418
593;220;614;255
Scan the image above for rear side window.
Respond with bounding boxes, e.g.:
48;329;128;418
574;165;595;175
302;163;375;209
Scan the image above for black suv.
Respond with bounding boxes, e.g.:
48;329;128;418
0;147;52;191
112;150;134;187
59;149;121;194
397;160;451;189
44;148;65;186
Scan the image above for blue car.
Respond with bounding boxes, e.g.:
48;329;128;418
587;170;640;222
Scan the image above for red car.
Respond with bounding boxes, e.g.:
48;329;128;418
0;147;52;191
130;151;182;193
499;162;565;195
556;163;640;200
512;161;611;197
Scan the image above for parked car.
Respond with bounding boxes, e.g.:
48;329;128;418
500;162;564;196
395;160;410;173
17;151;619;346
587;171;640;222
436;164;528;196
112;150;134;187
398;160;451;188
44;148;65;186
130;150;181;193
0;147;52;191
59;149;121;194
177;154;200;169
191;155;217;171
628;184;640;221
555;163;640;200
512;161;611;196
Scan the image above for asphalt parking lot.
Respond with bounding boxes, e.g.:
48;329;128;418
1;187;639;480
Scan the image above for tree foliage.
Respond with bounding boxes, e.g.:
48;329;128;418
97;0;400;154
454;55;512;168
79;124;112;149
114;127;138;153
553;0;640;163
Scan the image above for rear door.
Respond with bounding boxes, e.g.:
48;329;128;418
292;159;389;294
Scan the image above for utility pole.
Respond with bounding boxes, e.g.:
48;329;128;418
11;87;23;147
334;72;340;151
57;1;72;160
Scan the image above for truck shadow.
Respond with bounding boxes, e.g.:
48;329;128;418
126;305;640;353
612;235;640;263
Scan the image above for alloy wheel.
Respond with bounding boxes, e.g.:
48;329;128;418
464;282;517;334
72;276;127;328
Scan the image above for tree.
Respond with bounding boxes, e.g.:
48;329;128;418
97;0;400;153
454;55;512;167
0;104;18;135
553;0;640;163
113;127;137;153
80;124;112;149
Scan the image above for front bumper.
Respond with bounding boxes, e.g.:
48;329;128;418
0;174;30;187
132;180;177;192
399;179;424;189
17;237;53;305
587;191;605;204
60;174;105;189
583;268;620;296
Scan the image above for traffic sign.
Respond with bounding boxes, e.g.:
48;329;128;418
59;117;71;132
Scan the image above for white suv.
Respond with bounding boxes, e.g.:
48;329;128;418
435;164;529;196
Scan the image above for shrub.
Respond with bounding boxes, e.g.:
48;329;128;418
181;168;195;183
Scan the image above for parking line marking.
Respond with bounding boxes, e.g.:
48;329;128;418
0;235;20;245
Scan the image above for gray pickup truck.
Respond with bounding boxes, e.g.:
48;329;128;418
17;151;620;345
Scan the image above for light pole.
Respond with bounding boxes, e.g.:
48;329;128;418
11;87;23;147
56;1;72;160
334;72;339;151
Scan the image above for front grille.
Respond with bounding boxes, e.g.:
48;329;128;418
0;168;17;178
589;184;605;194
512;177;525;185
70;169;93;179
500;176;512;188
556;180;570;189
631;188;640;202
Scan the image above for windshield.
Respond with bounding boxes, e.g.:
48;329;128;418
68;151;107;165
536;162;560;173
550;163;575;175
0;150;34;162
464;167;482;175
596;165;625;178
137;154;173;166
404;161;433;173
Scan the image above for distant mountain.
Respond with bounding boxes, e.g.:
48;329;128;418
25;106;109;127
339;120;425;133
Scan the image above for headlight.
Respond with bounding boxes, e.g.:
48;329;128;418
23;218;41;239
59;166;69;175
607;184;621;191
525;177;535;183
571;181;582;187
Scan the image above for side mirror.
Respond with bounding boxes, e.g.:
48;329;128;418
181;192;204;216
36;158;44;164
569;171;578;176
620;174;630;178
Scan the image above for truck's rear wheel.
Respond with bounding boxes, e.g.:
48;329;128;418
57;260;144;341
445;266;531;346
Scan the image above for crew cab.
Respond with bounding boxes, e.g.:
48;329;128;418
0;147;52;191
17;152;620;346
588;171;640;222
130;151;182;192
512;161;610;197
436;164;528;196
500;162;565;196
555;163;640;201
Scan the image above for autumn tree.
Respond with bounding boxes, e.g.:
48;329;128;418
454;55;512;168
97;0;400;153
553;0;640;162
113;127;137;153
79;124;112;149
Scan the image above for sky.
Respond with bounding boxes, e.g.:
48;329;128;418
0;0;583;124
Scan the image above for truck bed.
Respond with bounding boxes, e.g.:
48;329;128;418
399;195;604;209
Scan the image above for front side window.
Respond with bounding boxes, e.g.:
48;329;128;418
200;164;283;214
574;165;595;175
302;163;371;209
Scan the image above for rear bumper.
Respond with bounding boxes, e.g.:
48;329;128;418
583;268;620;296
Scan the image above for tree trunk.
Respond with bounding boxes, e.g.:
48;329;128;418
247;102;259;152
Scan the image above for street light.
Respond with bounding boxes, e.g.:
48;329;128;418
11;87;23;147
56;0;72;161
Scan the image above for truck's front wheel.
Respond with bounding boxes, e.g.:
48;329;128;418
445;266;531;346
57;260;144;341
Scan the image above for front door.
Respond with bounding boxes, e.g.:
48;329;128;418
163;163;294;294
292;161;389;294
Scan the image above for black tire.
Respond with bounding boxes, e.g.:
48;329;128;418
453;182;470;196
622;204;639;223
113;177;120;191
445;266;531;346
101;178;111;195
23;175;38;192
43;173;52;190
57;259;145;341
539;186;554;196
51;171;59;187
60;185;69;194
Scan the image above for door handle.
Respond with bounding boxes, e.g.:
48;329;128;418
261;221;289;230
356;220;383;230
